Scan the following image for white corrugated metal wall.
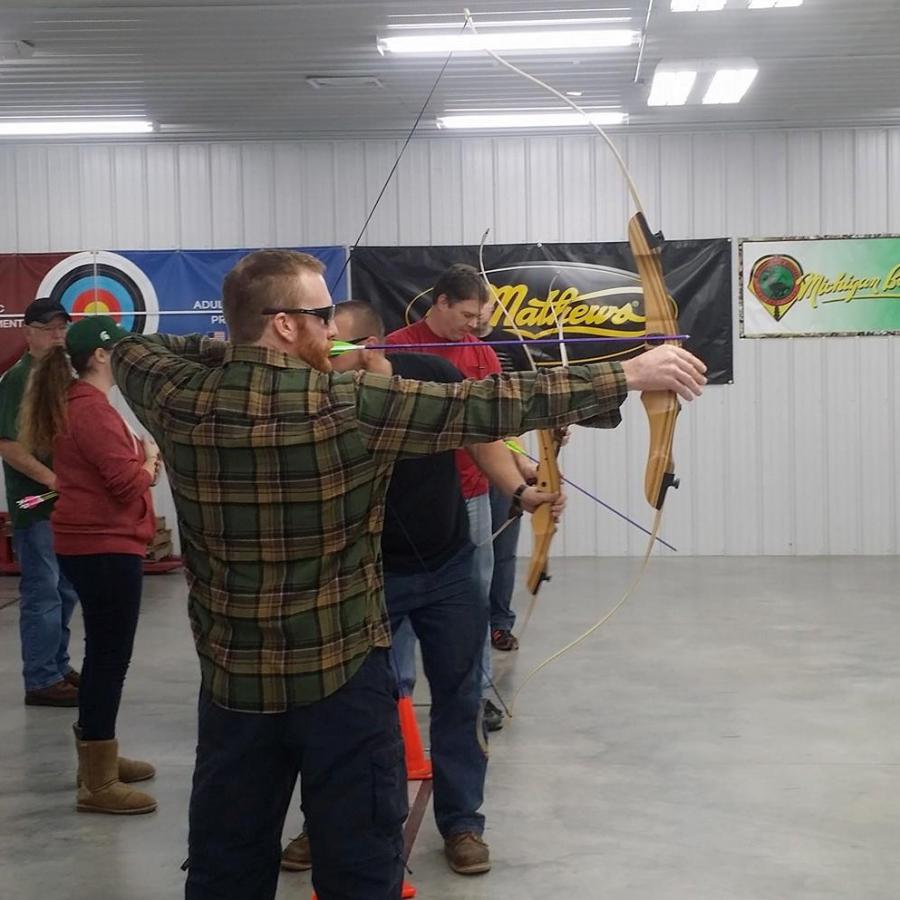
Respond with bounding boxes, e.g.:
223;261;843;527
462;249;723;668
1;127;898;556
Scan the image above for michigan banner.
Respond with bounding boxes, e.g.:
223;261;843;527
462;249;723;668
350;240;732;384
740;235;900;337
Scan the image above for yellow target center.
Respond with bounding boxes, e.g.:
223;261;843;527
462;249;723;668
83;300;111;315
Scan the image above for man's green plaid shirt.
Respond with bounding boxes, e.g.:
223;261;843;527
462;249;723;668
112;333;627;712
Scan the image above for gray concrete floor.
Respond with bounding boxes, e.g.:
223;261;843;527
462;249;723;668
1;556;899;900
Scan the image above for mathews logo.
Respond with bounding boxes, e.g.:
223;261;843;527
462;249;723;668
748;254;803;322
405;261;672;367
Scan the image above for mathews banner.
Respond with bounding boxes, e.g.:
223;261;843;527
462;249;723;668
0;246;347;375
350;240;733;384
740;235;900;337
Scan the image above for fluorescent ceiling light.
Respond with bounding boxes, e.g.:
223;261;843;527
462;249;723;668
747;0;802;7
671;0;727;10
378;29;638;54
0;119;155;136
385;17;634;29
647;69;697;106
437;111;627;129
702;68;758;103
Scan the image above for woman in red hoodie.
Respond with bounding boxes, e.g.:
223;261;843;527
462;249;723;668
19;315;160;815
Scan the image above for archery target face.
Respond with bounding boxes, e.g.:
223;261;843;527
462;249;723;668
36;251;159;334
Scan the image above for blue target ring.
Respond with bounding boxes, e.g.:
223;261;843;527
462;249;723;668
49;263;145;332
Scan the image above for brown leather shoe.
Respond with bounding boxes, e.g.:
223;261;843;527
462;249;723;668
444;832;491;875
25;680;79;707
281;832;311;871
64;670;81;688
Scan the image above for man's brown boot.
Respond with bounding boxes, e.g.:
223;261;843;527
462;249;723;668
24;680;78;707
444;832;491;875
73;725;155;785
281;832;312;871
76;739;157;815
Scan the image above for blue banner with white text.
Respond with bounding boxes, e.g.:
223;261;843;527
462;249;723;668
0;245;348;372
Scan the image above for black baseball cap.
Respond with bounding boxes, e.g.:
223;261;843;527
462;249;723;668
23;297;72;326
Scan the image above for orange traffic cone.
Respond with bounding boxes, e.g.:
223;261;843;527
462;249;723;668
397;695;432;781
312;881;416;899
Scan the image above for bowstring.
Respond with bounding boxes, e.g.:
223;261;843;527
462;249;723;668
476;229;544;656
510;509;663;714
327;20;465;295
464;8;675;709
462;9;646;217
339;11;504;763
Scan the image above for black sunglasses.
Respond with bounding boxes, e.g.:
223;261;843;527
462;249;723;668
262;306;336;325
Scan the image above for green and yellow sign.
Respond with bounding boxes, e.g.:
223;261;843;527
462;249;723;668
741;236;900;336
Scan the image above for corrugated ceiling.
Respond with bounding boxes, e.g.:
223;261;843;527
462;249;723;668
0;0;896;140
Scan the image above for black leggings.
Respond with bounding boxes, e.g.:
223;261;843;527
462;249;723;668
58;554;143;742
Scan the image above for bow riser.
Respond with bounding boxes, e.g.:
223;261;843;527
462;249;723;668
524;428;562;594
627;213;682;511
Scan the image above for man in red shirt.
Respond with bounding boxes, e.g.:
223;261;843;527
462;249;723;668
385;264;558;730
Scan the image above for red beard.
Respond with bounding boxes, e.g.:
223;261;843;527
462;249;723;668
295;330;333;373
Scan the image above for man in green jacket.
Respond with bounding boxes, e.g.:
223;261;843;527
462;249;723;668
0;298;80;707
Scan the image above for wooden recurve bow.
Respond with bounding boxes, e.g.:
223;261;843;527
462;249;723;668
628;213;681;516
524;428;563;594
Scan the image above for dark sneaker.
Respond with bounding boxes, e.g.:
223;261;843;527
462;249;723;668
64;670;81;688
491;628;519;651
25;680;79;707
444;831;491;875
483;699;503;732
281;832;311;871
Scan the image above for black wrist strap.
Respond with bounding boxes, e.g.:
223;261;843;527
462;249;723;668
510;482;529;511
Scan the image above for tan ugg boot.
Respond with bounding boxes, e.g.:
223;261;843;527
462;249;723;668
76;739;157;815
115;755;155;783
73;724;155;785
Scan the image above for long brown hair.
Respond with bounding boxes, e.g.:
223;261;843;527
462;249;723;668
18;347;78;458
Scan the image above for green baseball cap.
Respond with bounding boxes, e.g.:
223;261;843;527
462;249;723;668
65;315;130;357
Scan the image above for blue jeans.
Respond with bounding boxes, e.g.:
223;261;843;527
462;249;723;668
465;493;494;695
385;541;488;838
13;520;79;692
489;486;521;632
395;497;493;697
186;649;406;900
390;617;417;697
